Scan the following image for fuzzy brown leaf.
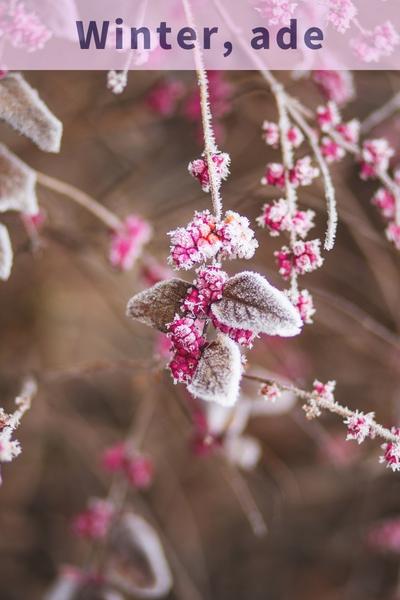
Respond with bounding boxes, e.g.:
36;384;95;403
0;74;62;153
188;335;242;406
0;144;38;215
211;271;302;337
126;278;191;333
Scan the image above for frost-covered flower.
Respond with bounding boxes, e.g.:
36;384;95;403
211;315;256;348
110;215;152;271
287;288;316;324
188;152;230;193
287;126;304;148
183;265;228;316
1;2;52;52
102;443;154;489
275;239;323;279
107;70;128;95
372;188;395;220
316;102;341;132
217;211;259;260
251;0;298;25
168;315;205;355
345;410;375;444
320;136;346;163
289;157;320;187
168;210;220;270
360;139;394;179
327;0;357;34
261;162;285;188
262;120;280;147
336;119;360;144
313;379;336;402
146;79;185;116
380;429;400;472
257;199;314;238
312;70;355;106
386;223;400;250
260;382;281;402
72;499;114;540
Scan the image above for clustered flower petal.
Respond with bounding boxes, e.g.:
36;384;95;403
320;136;346;163
289;157;320;187
188;152;230;193
275;239;323;279
167;315;206;383
251;0;298;25
260;382;281;402
72;499;114;540
110;215;152;271
351;21;400;63
371;188;395;220
262;121;303;148
344;410;375;444
316;101;341;132
286;288;316;324
312;70;355;106
102;443;154;489
261;162;286;188
257;198;315;238
360;139;394;180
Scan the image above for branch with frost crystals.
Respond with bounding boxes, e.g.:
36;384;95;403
0;377;37;475
181;0;223;221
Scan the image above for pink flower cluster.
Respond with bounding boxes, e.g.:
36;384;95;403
360;139;394;180
168;209;258;270
257;198;315;238
262;121;303;148
261;157;320;188
146;79;185;116
312;71;355;107
72;499;114;540
345;410;375;444
188;152;230;193
251;0;298;26
286;288;315;324
275;239;323;280
327;0;357;34
352;21;399;63
168;315;206;383
183;265;228;316
380;428;400;472
0;1;52;52
102;443;154;488
109;215;152;271
315;101;360;164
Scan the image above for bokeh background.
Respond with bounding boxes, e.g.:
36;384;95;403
0;70;400;599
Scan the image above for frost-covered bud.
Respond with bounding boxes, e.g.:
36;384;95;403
287;288;316;324
260;382;281;402
188;153;230;193
312;70;355;106
212;315;256;348
72;499;114;540
217;211;259;260
316;102;341;132
168;210;221;270
336;119;360;144
110;215;152;271
261;162;286;188
256;198;291;236
287;125;304;148
262;120;279;146
275;240;323;279
289;157;320;187
292;209;316;238
360;139;394;179
371;188;395;220
167;316;205;355
386;223;400;250
195;265;228;303
327;0;357;34
345;410;375;444
313;379;336;401
107;70;127;95
320;136;346;163
380;429;400;472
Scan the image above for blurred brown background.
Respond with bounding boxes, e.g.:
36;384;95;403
0;71;399;600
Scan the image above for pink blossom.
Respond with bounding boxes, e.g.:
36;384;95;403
257;199;315;238
289;157;320;187
287;288;316;324
327;0;357;34
72;499;114;540
183;265;228;316
386;222;400;250
313;379;336;401
336;119;360;144
146;79;185;116
260;382;281;402
168;210;220;270
316;102;341;132
110;215;152;271
261;163;286;188
312;70;355;106
102;443;126;472
262;120;280;147
211;315;256;348
380;429;400;472
360;139;394;179
217;211;259;260
367;518;400;554
188;152;230;193
352;22;400;63
251;0;298;26
2;2;52;52
275;239;323;279
287;126;304;148
344;410;375;444
320;136;346;163
371;188;395;221
124;455;154;489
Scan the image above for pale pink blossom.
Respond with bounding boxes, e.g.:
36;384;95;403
102;443;155;489
312;70;355;106
146;79;185;116
275;239;324;279
109;215;152;271
168;210;220;270
1;1;52;52
380;429;400;472
72;499;114;540
260;382;281;402
344;410;375;444
262;120;280;147
313;379;336;402
360;139;394;179
261;162;285;188
188;152;230;192
287;288;316;324
371;188;395;220
287;125;304;148
217;211;259;261
320;136;346;163
386;222;400;250
257;199;315;238
316;102;341;132
336;119;360;144
352;22;400;63
327;0;357;34
289;157;320;187
252;0;298;25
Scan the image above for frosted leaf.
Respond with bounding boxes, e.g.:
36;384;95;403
0;223;12;281
211;271;302;337
188;335;242;407
0;73;62;153
126;278;191;333
0;143;38;215
107;513;173;599
33;0;80;41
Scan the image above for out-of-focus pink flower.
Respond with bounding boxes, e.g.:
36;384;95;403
360;139;394;179
260;382;281;402
102;443;126;472
188;152;230;193
316;102;341;132
146;79;185;116
261;162;286;188
367;517;400;553
2;2;52;52
287;126;304;148
380;428;400;472
327;0;357;34
257;198;315;238
289;157;320;187
287;288;316;324
109;215;152;271
386;223;400;250
320;136;346;163
102;443;155;488
275;239;324;280
312;70;355;106
262;120;280;147
319;433;360;468
352;21;400;63
251;0;298;26
336;119;360;144
72;499;114;540
372;188;396;220
344;410;375;444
